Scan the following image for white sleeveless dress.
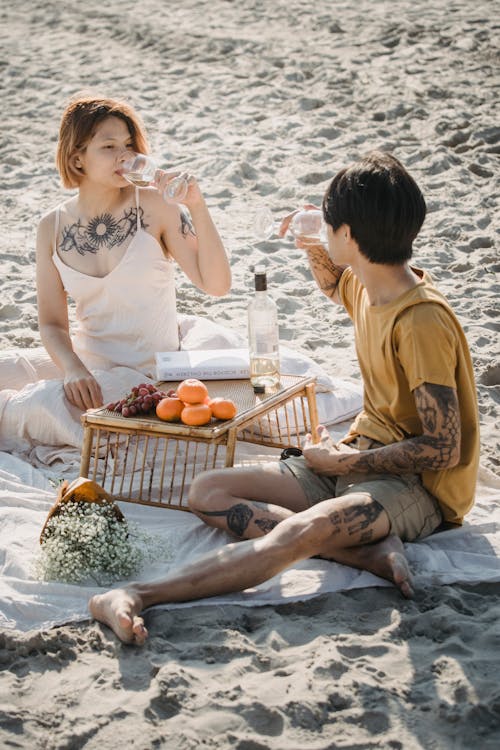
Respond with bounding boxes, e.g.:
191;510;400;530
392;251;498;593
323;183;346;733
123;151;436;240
51;191;180;374
0;191;242;453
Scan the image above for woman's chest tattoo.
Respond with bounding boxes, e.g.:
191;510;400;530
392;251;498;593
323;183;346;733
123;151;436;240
60;207;147;255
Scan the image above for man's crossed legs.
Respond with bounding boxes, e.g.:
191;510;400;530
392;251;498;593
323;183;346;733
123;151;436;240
89;461;413;644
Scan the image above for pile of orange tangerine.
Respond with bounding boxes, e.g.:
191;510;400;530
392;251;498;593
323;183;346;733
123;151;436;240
156;378;237;426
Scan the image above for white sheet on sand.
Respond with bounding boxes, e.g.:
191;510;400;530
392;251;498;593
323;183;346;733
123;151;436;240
1;441;500;634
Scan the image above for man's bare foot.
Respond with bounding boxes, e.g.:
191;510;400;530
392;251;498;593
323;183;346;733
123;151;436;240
378;535;414;599
328;534;415;598
89;587;148;644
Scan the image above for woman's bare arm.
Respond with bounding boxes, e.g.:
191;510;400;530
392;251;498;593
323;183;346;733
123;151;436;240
36;213;102;409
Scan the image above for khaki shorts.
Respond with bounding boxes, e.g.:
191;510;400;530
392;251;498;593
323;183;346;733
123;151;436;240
282;439;443;542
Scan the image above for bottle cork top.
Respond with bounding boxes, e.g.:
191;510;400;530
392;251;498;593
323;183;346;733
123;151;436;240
254;268;267;291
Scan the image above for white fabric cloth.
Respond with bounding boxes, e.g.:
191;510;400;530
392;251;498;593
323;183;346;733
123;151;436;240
1;446;499;633
3;199;495;634
0;316;244;454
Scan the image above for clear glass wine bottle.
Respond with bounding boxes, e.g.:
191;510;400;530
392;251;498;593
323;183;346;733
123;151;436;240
247;268;280;391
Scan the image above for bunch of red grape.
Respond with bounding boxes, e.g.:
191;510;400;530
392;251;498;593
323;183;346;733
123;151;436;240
105;383;176;418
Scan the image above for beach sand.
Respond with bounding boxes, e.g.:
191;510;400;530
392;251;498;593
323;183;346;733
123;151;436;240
1;0;499;747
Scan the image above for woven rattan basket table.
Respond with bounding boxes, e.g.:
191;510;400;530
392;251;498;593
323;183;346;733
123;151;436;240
79;374;318;510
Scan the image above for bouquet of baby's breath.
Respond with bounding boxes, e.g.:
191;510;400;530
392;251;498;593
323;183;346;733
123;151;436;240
34;477;169;586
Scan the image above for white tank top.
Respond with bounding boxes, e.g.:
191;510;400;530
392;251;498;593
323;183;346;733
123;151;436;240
52;189;180;376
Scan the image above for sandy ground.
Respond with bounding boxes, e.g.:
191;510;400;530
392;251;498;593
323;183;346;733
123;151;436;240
1;0;499;748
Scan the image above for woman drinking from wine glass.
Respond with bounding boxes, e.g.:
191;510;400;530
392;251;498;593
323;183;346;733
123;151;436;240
0;93;236;452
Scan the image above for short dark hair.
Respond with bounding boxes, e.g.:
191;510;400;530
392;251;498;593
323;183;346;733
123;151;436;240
322;151;426;265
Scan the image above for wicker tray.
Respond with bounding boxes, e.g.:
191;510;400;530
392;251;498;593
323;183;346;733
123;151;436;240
80;375;317;509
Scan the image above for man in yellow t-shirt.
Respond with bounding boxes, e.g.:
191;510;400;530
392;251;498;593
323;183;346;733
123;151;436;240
90;152;480;646
337;266;478;527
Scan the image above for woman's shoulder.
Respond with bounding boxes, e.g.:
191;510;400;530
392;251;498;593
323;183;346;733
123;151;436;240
138;186;181;215
137;187;183;235
37;208;57;245
38;198;75;231
36;199;77;257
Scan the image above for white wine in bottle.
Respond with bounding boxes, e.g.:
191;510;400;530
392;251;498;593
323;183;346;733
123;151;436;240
247;268;280;390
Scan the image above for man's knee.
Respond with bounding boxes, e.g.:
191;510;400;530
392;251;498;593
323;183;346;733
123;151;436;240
187;469;220;514
275;494;389;558
271;509;334;557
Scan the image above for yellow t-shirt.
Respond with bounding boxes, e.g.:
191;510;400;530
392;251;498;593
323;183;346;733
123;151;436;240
339;267;479;524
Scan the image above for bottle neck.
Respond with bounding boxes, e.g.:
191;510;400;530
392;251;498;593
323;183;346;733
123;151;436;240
254;272;267;292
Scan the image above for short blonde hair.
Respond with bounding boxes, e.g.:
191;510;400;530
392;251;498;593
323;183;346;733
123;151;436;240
56;94;149;189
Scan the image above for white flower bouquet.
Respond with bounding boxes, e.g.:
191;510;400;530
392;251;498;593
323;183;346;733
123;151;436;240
35;477;166;586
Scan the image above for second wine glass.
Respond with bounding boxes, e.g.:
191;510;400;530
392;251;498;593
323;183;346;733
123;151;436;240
254;207;327;243
120;153;189;202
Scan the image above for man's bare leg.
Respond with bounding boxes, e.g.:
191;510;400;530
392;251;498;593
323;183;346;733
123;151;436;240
188;463;310;538
90;493;394;643
90;530;310;645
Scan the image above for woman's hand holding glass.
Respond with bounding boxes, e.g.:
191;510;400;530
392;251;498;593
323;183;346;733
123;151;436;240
119;152;193;204
153;168;201;208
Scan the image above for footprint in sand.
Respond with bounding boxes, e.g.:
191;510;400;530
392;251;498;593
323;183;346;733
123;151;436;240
469;236;494;249
0;303;21;321
479;365;500;387
468;163;494;178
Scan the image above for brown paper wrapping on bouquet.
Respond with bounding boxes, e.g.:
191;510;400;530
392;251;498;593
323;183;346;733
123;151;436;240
40;477;125;544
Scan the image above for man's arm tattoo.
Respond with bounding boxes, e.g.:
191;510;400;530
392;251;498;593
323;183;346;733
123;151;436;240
336;383;460;474
306;246;345;300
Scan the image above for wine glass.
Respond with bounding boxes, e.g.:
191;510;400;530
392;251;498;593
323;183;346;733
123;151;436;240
254;207;327;244
119;153;189;202
254;207;280;241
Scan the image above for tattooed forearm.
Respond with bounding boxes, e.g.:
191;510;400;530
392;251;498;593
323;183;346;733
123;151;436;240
338;383;461;475
340;434;457;474
305;246;345;300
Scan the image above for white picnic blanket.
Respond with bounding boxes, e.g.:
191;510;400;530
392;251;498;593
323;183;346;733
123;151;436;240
1;442;499;634
1;325;499;633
